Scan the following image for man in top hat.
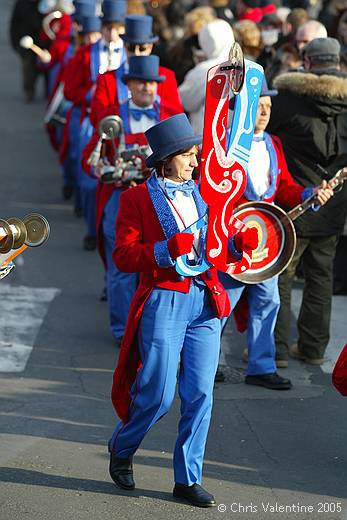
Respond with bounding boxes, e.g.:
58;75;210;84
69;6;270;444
217;78;333;389
90;14;182;128
44;1;96;202
82;54;183;345
64;1;127;250
107;113;257;507
268;37;347;366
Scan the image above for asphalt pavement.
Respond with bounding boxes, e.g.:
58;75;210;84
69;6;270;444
0;2;347;519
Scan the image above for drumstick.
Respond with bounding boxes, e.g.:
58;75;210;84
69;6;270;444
19;36;48;60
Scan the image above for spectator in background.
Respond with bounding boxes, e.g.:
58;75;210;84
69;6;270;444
9;0;44;102
319;0;347;37
208;0;234;24
337;10;347;54
295;20;328;51
266;42;302;84
257;13;283;73
279;8;309;46
268;37;347;365
233;19;262;60
235;0;263;23
168;6;216;85
179;19;234;134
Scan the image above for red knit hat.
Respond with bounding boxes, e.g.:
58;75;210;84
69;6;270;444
332;343;347;396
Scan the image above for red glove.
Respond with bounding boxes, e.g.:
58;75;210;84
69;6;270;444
168;232;194;259
234;227;259;252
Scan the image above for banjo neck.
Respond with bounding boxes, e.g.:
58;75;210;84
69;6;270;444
287;167;347;222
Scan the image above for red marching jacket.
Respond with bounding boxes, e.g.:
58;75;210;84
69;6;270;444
90;65;183;128
111;183;230;422
64;43;96;108
332;343;347;396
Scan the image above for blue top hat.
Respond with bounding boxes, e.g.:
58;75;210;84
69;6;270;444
101;1;127;23
260;77;278;97
145;114;202;168
120;15;159;45
122;55;165;84
72;1;96;23
80;15;101;33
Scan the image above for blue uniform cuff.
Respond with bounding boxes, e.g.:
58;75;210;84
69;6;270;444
301;187;320;211
154;240;176;268
228;235;243;261
85;88;93;104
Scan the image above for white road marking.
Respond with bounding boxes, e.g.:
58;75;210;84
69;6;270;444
291;288;347;374
0;284;60;372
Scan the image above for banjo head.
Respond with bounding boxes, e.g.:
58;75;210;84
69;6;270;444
231;201;296;284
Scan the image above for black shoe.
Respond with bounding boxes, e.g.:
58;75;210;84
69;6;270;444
62;185;73;200
173;483;216;508
245;372;292;390
109;452;135;490
74;207;83;218
83;235;96;251
114;336;123;349
214;367;226;383
100;287;107;302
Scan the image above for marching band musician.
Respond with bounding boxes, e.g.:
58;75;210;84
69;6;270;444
217;78;334;390
64;1;127;250
46;2;96;201
90;14;183;128
82;55;183;345
107;113;258;507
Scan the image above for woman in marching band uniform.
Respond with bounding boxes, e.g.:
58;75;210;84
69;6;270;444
107;113;258;507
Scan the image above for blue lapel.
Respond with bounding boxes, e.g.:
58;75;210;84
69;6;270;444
192;184;207;246
90;40;101;83
115;61;129;105
146;174;180;239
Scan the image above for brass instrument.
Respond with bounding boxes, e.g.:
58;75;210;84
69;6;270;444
88;115;150;185
0;214;50;280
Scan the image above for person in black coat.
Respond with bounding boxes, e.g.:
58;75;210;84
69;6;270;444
9;0;44;101
268;37;347;365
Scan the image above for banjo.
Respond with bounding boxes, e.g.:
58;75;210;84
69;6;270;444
231;167;347;284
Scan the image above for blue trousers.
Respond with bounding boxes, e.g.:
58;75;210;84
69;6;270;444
103;189;137;339
219;273;279;375
110;282;221;485
79;116;97;237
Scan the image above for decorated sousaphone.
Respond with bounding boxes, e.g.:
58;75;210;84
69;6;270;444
231;167;347;283
175;43;265;277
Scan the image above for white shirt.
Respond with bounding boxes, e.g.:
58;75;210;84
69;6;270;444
247;132;271;197
158;177;200;260
128;100;157;134
99;38;124;74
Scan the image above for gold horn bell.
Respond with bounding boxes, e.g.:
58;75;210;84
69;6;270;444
0;214;50;253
